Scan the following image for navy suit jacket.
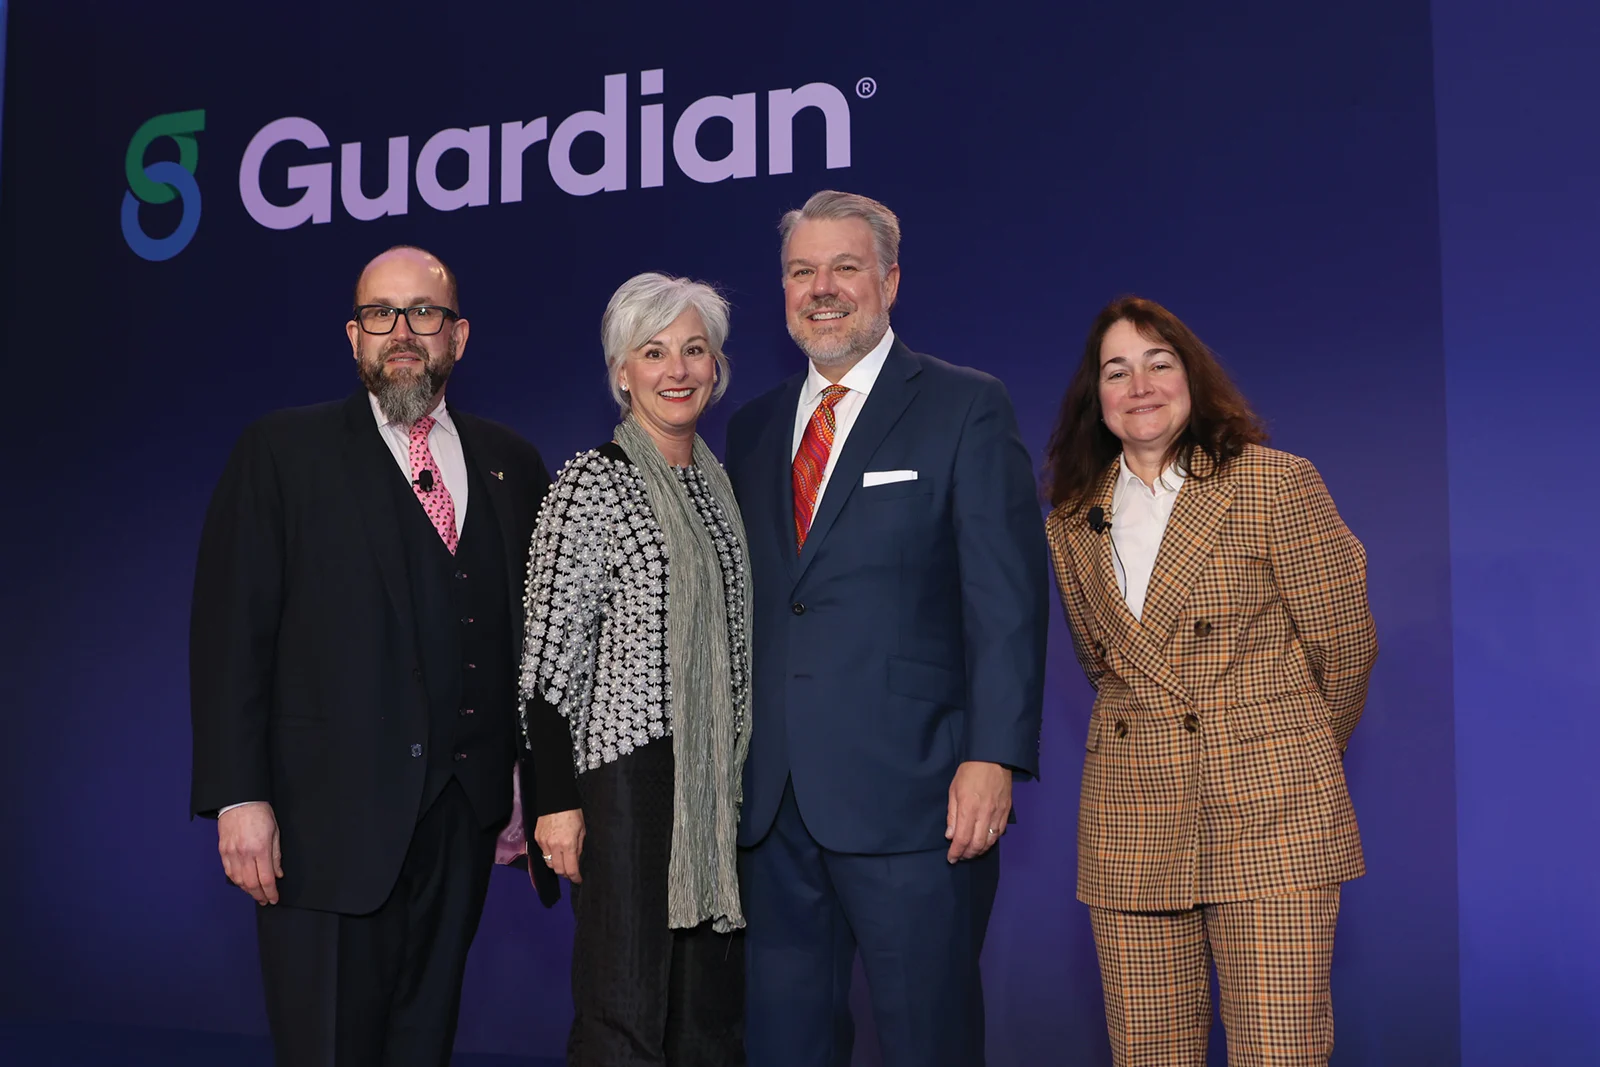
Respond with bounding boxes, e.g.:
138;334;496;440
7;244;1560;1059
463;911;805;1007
725;338;1049;854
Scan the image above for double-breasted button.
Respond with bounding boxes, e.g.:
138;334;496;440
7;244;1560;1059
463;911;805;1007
1194;620;1213;638
464;662;476;670
460;616;474;625
1181;714;1199;732
459;707;474;717
410;743;423;758
792;603;806;616
1113;720;1130;739
453;752;467;762
454;570;468;580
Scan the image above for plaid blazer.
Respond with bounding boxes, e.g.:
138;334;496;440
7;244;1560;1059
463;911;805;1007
1045;444;1377;911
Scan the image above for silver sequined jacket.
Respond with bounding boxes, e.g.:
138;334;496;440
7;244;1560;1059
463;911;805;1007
518;446;749;773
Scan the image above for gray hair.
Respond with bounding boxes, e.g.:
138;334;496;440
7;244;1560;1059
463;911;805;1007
601;272;732;414
778;190;901;278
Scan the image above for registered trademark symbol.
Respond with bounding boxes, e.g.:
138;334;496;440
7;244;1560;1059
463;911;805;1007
856;77;877;99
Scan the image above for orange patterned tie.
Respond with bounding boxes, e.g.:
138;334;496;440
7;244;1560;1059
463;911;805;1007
792;385;850;551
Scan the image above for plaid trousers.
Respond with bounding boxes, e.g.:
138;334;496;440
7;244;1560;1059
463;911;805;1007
1088;886;1341;1067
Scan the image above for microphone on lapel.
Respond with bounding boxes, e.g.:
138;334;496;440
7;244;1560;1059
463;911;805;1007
1088;503;1129;600
414;470;436;493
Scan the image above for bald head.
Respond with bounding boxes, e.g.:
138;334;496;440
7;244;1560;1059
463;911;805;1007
353;245;459;312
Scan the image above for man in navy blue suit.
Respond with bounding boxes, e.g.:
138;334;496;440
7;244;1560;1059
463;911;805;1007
725;190;1050;1067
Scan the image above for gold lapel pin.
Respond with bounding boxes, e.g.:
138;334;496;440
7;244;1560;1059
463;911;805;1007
491;470;504;480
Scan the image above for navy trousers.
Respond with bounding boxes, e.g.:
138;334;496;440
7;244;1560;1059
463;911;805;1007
740;780;999;1067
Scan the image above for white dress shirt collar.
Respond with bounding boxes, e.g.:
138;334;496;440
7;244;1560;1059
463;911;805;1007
798;326;895;408
1113;453;1186;505
367;390;458;437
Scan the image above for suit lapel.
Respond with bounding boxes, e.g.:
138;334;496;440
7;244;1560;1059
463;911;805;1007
1066;458;1192;707
341;391;417;643
1069;460;1130;631
795;343;920;584
454;414;529;658
1136;452;1235;652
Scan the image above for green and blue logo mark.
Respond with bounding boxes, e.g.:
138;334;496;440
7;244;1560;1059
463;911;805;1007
121;110;205;261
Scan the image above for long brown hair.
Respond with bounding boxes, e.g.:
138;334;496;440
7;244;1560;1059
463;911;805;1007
1043;296;1268;510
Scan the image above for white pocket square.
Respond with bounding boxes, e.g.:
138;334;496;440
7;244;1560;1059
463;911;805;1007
863;470;918;487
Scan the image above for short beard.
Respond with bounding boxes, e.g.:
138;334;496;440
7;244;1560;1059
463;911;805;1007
789;303;891;369
359;338;455;425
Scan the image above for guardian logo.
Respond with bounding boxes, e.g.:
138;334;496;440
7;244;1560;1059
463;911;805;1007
239;70;854;229
122;110;206;261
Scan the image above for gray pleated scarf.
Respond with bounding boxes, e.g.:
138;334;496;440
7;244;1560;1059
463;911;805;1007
614;416;752;933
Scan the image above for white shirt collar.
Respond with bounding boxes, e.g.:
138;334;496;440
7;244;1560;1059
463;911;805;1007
799;326;895;407
1115;452;1185;497
368;390;457;436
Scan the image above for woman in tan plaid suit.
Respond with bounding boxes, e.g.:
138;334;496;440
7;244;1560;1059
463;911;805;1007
1042;297;1377;1067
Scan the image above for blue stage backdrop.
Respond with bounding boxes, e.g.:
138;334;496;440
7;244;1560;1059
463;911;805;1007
1434;2;1600;1065
5;0;1536;1062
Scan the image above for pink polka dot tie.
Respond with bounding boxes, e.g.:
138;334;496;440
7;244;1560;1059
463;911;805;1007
409;416;458;554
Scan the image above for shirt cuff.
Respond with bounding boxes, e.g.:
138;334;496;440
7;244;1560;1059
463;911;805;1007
218;801;267;816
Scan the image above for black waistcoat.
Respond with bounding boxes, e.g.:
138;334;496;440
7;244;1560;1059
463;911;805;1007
387;447;516;828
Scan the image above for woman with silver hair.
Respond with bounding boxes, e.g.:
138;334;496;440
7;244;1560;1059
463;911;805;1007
520;272;752;1064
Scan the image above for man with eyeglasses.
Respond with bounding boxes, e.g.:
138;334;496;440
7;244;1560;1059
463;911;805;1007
190;245;558;1066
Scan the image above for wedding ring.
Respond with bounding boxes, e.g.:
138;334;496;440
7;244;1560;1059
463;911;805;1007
987;828;996;836
541;854;553;861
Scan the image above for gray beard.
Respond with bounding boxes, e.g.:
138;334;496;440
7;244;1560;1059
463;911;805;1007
360;347;453;426
372;375;442;425
790;308;890;368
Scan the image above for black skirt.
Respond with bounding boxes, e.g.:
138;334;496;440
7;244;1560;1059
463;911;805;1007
567;734;746;1066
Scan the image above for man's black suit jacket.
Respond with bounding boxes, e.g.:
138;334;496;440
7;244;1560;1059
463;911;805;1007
189;390;557;913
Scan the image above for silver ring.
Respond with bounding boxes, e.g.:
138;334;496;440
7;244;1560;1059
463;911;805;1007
987;828;996;836
541;854;553;861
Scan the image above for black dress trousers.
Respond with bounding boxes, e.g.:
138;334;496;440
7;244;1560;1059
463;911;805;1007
567;736;746;1066
255;778;500;1067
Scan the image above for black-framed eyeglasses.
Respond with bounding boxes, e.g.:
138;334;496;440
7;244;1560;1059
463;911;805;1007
353;304;460;336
